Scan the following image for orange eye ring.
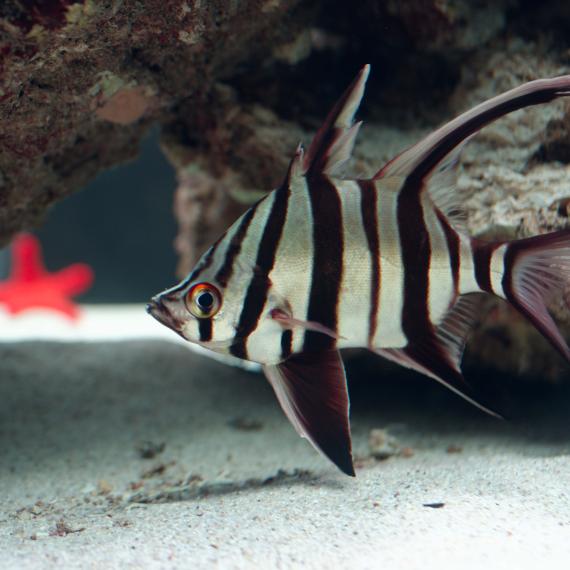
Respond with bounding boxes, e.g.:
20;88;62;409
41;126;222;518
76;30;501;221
185;282;222;319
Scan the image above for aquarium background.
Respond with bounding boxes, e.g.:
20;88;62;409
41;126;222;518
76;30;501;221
2;131;179;303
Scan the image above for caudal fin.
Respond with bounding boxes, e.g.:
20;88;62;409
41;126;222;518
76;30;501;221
502;230;570;362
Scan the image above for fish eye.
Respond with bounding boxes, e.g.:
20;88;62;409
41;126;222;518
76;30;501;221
186;282;222;319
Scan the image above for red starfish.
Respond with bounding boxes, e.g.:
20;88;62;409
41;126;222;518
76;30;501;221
0;233;94;319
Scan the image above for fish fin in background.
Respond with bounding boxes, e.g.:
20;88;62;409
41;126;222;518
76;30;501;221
287;142;306;180
375;75;570;188
375;295;502;418
423;144;470;232
432;294;486;371
270;308;343;340
303;64;370;176
263;350;354;476
497;230;570;362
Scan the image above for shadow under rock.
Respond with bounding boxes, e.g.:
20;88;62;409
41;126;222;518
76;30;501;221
348;353;570;455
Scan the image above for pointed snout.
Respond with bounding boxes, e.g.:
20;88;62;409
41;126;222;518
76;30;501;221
146;297;160;317
146;295;184;334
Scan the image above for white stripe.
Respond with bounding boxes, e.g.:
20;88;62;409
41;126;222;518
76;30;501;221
172;216;243;343
336;180;372;348
204;194;276;355
373;183;406;348
204;222;245;345
164;218;242;298
490;244;507;298
246;177;314;362
458;236;479;295
424;201;454;326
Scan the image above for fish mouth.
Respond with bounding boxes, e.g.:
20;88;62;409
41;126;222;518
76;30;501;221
146;296;185;336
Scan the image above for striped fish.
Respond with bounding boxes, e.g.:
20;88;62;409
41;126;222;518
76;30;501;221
148;66;570;476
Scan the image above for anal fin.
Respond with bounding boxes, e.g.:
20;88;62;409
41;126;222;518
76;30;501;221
263;350;354;476
375;295;502;418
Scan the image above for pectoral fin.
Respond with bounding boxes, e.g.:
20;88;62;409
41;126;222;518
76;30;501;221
263;350;354;476
270;308;343;340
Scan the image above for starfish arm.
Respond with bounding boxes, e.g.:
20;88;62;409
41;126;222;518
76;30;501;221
52;264;94;296
0;234;94;318
10;234;46;282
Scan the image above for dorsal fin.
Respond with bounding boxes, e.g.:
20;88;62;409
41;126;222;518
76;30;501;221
286;143;305;182
374;75;570;199
424;143;469;232
303;65;370;176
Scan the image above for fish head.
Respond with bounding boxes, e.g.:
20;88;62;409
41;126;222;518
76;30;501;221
146;278;223;342
147;269;287;363
146;266;246;354
146;202;283;360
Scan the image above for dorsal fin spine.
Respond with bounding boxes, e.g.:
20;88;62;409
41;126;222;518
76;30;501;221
303;65;370;176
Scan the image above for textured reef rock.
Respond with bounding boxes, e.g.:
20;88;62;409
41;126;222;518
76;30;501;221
2;0;570;379
0;0;305;243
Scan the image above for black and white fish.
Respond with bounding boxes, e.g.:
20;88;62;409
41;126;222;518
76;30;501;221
148;66;570;476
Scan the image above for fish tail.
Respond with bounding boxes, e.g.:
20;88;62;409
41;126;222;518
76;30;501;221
474;231;570;362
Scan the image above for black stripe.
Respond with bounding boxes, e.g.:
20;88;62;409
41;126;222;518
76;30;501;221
398;179;432;343
395;96;550;331
199;318;212;342
359;180;380;346
280;330;293;360
436;208;460;299
169;238;222;297
409;89;562;185
215;205;258;287
303;174;344;352
390;89;562;341
472;240;498;293
398;188;472;382
190;240;219;281
230;185;290;360
392;86;563;337
502;242;517;301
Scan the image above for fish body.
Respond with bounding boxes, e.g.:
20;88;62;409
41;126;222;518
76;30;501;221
148;66;570;476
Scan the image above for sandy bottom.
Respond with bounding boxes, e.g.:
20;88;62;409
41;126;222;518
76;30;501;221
1;307;570;569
